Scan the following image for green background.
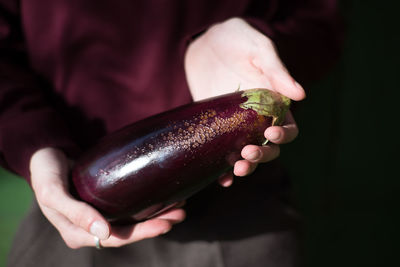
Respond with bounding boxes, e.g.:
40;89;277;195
1;0;399;266
0;169;32;266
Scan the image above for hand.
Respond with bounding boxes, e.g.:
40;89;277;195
184;18;305;186
30;147;186;249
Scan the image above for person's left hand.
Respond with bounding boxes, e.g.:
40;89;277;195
30;148;186;249
184;18;306;186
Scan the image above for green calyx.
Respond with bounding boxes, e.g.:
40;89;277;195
239;88;291;126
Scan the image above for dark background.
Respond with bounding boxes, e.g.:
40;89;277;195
281;0;400;266
1;0;399;266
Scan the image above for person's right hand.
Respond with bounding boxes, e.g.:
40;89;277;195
185;18;305;186
29;147;186;249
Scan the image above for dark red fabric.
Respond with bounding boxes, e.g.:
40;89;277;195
0;0;342;182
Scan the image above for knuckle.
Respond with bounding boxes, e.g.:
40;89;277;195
36;184;57;206
63;236;82;249
66;241;80;249
66;206;91;229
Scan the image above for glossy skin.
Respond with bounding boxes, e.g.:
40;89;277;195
72;90;287;221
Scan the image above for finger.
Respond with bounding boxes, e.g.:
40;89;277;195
41;202;185;249
233;160;257;177
153;208;186;224
102;219;173;247
36;183;110;240
102;210;186;247
268;70;306;101
40;205;98;249
241;144;280;163
45;210;167;249
44;204;180;248
31;150;111;241
217;172;234;187
264;111;299;144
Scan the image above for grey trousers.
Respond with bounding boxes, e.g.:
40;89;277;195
8;172;301;267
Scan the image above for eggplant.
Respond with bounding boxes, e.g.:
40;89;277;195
72;89;290;222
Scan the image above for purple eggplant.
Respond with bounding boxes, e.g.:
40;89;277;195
72;89;290;222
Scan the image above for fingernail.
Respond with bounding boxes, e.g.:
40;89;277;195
246;150;261;161
90;221;109;240
222;178;233;187
268;131;281;142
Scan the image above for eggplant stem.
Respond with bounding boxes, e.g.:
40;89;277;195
240;89;290;126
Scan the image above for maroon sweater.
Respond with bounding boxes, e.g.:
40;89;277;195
0;0;342;182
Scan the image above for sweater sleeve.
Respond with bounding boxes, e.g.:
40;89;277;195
244;0;344;85
0;4;79;183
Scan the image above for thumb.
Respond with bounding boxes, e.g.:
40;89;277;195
30;148;111;240
34;175;111;240
56;193;111;240
252;37;306;101
269;70;306;101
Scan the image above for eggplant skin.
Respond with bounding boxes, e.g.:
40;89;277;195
72;89;290;222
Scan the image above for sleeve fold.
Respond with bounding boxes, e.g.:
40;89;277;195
0;6;79;183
